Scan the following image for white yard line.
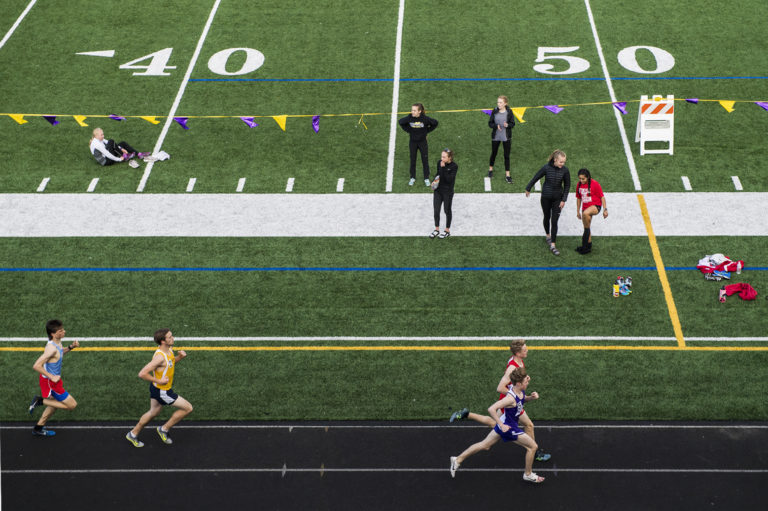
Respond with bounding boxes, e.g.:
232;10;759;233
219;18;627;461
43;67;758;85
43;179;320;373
385;0;406;193
236;178;246;192
186;177;197;192
36;177;49;192
285;177;295;192
336;178;345;192
484;177;491;192
86;178;99;192
731;176;743;191
0;0;36;50
681;176;692;191
136;0;221;192
584;0;642;191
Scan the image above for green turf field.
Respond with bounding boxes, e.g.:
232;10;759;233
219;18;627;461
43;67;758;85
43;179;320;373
1;1;767;423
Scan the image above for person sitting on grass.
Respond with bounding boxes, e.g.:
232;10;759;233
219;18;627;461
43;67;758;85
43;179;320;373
89;127;148;167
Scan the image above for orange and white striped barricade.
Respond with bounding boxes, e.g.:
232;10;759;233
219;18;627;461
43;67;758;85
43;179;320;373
635;94;674;155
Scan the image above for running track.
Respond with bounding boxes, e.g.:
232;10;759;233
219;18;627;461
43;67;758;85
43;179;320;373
2;421;766;510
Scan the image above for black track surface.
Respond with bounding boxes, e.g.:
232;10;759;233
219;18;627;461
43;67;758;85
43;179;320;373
2;421;766;510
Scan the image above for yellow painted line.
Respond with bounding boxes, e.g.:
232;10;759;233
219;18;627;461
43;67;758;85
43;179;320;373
637;194;685;347
1;345;767;352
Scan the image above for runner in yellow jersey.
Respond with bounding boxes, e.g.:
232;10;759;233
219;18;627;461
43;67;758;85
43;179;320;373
126;328;193;447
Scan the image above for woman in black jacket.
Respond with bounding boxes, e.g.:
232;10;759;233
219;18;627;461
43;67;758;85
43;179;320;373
429;149;458;239
487;95;515;183
399;103;439;186
525;150;571;255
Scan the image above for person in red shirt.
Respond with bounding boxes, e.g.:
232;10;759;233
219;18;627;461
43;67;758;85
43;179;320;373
574;168;608;254
449;339;551;461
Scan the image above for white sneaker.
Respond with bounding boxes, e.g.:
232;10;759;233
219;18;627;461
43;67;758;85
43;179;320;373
523;472;545;483
408;178;415;186
450;456;459;478
424;179;430;186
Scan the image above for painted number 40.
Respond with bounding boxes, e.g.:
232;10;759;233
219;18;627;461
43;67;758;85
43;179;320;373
533;46;675;74
119;47;265;76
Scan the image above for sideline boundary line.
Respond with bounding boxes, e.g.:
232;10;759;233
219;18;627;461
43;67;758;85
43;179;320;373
638;194;685;347
1;346;767;352
136;0;221;192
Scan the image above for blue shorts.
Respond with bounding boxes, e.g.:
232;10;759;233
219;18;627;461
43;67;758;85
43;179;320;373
494;423;524;442
149;383;178;406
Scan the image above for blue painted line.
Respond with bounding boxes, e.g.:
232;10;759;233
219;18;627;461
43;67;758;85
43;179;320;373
189;76;768;83
3;266;765;273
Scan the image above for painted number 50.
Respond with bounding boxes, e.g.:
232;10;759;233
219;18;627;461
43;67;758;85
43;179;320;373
534;46;675;75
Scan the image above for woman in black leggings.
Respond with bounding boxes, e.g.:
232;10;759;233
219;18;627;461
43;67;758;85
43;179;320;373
429;149;458;239
525;150;571;255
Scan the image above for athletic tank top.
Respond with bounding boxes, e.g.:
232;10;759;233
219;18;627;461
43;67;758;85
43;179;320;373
43;341;64;377
152;348;174;390
502;389;525;425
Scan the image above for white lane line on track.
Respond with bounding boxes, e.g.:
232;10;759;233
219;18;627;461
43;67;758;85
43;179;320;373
136;0;221;192
2;424;765;430
4;467;766;475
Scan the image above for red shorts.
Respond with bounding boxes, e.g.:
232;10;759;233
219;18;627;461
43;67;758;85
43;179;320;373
39;374;69;401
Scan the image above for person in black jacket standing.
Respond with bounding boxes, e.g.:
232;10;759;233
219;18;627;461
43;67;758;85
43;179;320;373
429;149;458;239
525;150;571;255
399;103;439;187
488;95;515;183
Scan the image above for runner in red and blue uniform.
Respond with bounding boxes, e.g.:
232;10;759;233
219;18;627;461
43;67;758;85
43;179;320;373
449;367;545;483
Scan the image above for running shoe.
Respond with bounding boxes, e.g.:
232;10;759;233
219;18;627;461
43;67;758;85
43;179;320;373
125;432;144;448
429;230;439;239
28;395;43;414
488;170;493;178
450;456;459;478
424;179;430;187
157;427;173;444
505;176;512;184
408;178;415;186
449;407;469;422
535;449;551;462
523;472;545;483
704;273;721;281
438;231;451;239
713;270;731;280
32;426;55;437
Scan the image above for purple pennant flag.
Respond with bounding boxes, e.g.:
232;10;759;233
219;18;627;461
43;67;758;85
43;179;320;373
482;109;492;116
756;101;768;111
686;98;699;104
43;115;59;125
544;105;563;114
240;116;259;128
312;115;320;133
612;102;627;115
109;114;125;121
173;117;189;130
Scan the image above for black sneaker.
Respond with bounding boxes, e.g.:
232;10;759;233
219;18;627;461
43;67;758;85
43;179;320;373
28;395;43;415
505;176;512;184
488;170;493;178
535;449;551;461
449;408;469;422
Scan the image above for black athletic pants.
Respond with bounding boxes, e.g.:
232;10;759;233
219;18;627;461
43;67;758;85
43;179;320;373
409;139;430;179
434;190;453;228
489;139;511;170
103;139;138;166
540;196;562;243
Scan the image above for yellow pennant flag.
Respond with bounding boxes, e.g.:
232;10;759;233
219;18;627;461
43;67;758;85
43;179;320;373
511;107;527;124
140;116;161;125
718;100;735;113
9;114;27;124
272;115;287;131
73;115;88;127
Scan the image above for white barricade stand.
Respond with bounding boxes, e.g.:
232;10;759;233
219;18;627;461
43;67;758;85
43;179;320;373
635;94;674;155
